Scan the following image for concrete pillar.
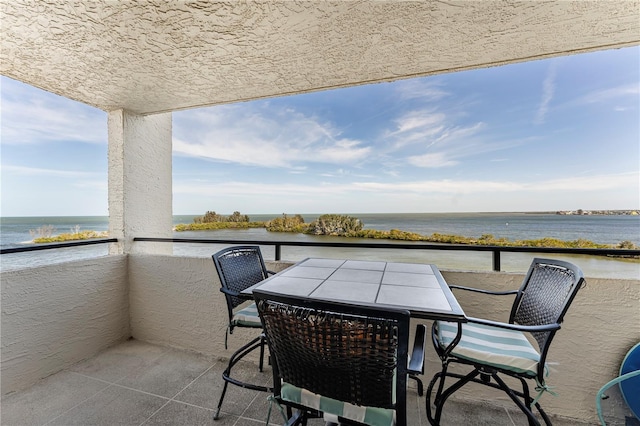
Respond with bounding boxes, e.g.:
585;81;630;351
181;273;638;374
107;110;172;255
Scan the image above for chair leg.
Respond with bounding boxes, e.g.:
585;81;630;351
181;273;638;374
214;335;272;421
534;403;552;426
519;376;537;426
492;373;544;426
426;367;481;426
213;380;229;420
427;363;553;426
426;372;442;425
259;334;265;372
410;374;424;396
515;376;551;426
285;408;307;426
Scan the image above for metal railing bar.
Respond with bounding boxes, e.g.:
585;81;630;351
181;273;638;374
132;237;639;255
0;238;118;255
132;237;640;271
493;250;501;271
4;237;636;272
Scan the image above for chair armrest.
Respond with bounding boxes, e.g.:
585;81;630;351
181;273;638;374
408;324;427;375
449;284;518;296
220;287;241;297
466;316;561;333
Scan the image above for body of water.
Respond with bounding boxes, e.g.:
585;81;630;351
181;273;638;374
2;213;639;278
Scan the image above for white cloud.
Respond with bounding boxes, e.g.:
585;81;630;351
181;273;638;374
1;164;101;178
407;152;459;168
173;105;371;168
381;104;525;170
354;179;520;193
535;63;557;124
579;83;640;105
172;171;638;214
531;172;639;192
555;83;640;115
432;122;485;144
394;79;449;101
392;111;446;142
174;171;639;199
173;180;355;198
1;77;107;145
356;172;640;193
400;120;511;169
356;172;639;194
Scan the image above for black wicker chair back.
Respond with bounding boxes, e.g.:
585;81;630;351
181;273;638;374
510;260;583;350
254;290;411;426
213;245;271;313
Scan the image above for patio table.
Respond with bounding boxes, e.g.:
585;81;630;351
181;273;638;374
243;257;467;406
242;257;466;322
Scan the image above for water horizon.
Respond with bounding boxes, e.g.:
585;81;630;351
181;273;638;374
2;211;639;247
2;212;639;279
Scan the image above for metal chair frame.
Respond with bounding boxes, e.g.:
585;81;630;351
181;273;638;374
212;245;275;420
254;289;426;426
426;258;586;426
596;342;640;425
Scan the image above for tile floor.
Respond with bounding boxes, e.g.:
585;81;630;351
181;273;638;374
1;339;590;426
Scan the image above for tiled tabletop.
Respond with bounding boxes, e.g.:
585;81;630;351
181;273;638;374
244;258;465;321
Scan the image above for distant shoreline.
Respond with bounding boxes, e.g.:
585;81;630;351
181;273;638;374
2;209;640;219
552;210;638;216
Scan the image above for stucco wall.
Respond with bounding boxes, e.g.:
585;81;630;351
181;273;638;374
108;110;173;256
1;255;130;395
128;254;291;358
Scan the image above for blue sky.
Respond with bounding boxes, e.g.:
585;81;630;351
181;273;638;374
1;47;639;217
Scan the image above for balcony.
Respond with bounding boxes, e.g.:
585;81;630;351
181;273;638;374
2;251;638;425
2;3;639;424
2;339;590;426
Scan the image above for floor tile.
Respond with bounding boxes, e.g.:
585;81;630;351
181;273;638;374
0;371;109;426
0;340;594;426
144;400;215;425
429;398;515;426
116;347;213;398
49;385;167;426
68;339;168;383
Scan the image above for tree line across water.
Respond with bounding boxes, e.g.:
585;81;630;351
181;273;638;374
29;210;637;252
174;211;638;251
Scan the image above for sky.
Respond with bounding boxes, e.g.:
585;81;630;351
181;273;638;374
1;46;639;217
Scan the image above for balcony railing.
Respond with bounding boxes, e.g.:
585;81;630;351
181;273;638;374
133;237;640;271
0;238;118;254
2;236;637;272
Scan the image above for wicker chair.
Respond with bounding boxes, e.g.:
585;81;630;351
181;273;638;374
212;246;275;420
254;289;426;426
426;258;586;426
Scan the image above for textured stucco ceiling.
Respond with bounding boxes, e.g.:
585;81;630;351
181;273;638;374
2;1;639;115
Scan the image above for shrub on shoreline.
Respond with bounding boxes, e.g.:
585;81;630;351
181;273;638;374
174;221;265;231
193;210;250;224
33;230;108;243
306;214;363;236
265;214;309;233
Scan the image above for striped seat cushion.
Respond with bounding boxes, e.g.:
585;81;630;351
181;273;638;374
231;302;262;328
436;321;543;377
281;382;395;426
